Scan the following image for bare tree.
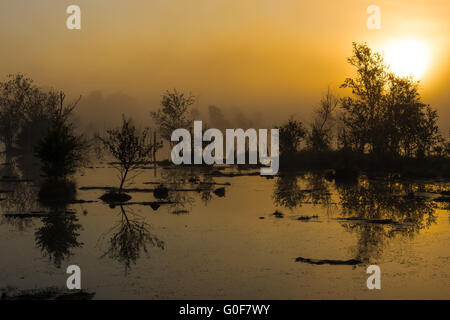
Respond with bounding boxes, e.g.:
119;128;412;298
97;115;161;197
307;87;339;151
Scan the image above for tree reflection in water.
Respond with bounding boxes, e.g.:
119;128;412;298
159;168;196;213
101;205;164;273
336;177;437;263
273;172;440;264
273;172;333;210
35;204;83;268
273;175;305;209
0;161;41;231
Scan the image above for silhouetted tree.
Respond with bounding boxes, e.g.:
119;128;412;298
0;74;85;178
35;121;87;182
339;42;442;157
150;89;195;145
208;105;230;129
17;90;81;154
339;43;387;153
0;74;38;153
31;90;87;204
307;88;338;152
97;115;161;194
278;117;306;157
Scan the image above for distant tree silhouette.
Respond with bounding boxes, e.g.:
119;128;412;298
278;117;306;156
307;87;338;152
0;74;37;153
0;73;83;162
18;90;81;154
339;42;442;158
150;89;195;145
208;105;231;129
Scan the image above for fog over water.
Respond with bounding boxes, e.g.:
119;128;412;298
1;0;449;132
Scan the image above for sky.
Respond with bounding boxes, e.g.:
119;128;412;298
0;0;448;131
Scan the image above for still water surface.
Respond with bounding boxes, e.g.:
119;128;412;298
0;162;449;299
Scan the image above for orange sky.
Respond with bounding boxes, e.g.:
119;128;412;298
0;0;448;131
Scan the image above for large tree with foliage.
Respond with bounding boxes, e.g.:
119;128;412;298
35;121;87;182
0;73;82;156
339;42;442;158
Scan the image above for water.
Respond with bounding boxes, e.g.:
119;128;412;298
0;162;449;299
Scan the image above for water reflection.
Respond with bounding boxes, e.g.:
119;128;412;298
273;175;306;209
35;204;83;268
0;162;40;231
0;156;447;295
159;169;199;213
15;153;42;181
0;171;84;267
336;177;437;263
304;173;332;206
272;172;441;263
101;205;164;273
194;174;215;205
273;173;332;209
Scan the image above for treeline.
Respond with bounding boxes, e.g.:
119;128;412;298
0;74;83;156
277;43;449;178
0;74;89;201
1;42;449;191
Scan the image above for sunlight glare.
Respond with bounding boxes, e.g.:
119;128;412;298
384;40;430;79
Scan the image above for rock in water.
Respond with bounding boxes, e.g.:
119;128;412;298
213;187;226;197
153;185;169;199
272;210;284;218
99;192;132;203
150;202;161;211
295;256;361;265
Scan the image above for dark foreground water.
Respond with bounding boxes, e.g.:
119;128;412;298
0;161;449;299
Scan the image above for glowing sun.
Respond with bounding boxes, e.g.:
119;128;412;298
384;40;431;79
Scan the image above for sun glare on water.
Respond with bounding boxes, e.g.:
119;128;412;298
384;40;431;80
